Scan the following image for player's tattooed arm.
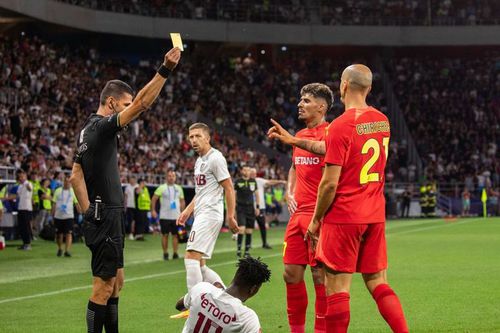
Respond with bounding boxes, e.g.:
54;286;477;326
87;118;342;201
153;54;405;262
293;139;326;156
70;163;90;212
268;119;326;155
118;47;181;127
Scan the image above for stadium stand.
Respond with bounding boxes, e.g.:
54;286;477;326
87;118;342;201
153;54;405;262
56;0;500;25
386;54;500;188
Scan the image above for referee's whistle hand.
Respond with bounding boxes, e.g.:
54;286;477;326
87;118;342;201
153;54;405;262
164;47;182;71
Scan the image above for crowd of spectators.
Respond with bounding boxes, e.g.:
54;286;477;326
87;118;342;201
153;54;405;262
0;35;287;186
387;54;500;191
56;0;500;25
1;33;498;194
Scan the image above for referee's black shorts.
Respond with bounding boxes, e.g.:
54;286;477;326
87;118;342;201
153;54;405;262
82;205;125;279
237;205;256;229
160;219;177;235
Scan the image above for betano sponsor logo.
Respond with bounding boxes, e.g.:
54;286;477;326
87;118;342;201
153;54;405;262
294;156;321;165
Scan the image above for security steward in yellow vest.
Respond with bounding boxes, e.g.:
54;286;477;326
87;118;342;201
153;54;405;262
134;179;151;241
427;183;437;217
420;184;428;217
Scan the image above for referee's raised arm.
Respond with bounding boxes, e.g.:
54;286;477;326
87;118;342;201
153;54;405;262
118;47;181;127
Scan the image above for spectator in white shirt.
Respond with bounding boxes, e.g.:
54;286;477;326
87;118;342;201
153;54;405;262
16;170;33;250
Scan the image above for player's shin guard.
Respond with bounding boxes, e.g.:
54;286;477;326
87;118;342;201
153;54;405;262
372;284;409;333
87;300;107;333
286;281;308;333
314;284;327;333
201;265;226;288
325;292;350;333
184;259;202;291
104;297;119;333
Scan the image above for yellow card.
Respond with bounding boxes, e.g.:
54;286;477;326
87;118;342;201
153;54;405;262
170;33;184;51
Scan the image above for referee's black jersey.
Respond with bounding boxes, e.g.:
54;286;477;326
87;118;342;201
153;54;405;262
74;113;124;206
234;178;257;207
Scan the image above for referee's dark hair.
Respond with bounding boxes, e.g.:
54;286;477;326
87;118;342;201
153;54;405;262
100;80;135;106
301;83;334;112
234;256;271;288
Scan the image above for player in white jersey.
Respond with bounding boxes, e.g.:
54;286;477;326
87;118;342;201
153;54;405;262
174;123;239;319
176;256;271;333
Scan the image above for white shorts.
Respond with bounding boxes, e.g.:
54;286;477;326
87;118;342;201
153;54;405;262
186;216;223;259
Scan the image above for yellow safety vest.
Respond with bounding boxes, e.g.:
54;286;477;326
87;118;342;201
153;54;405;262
32;181;41;204
40;188;52;210
137;187;151;211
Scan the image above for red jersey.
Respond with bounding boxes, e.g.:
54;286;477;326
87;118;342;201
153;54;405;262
292;122;329;215
323;107;390;224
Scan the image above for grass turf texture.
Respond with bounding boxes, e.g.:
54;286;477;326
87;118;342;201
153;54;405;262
0;217;499;332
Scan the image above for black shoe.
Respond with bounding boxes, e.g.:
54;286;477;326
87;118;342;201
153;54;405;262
262;244;272;249
173;253;179;259
243;252;250;258
64;251;72;257
57;249;63;257
236;251;242;257
18;244;32;251
163;253;169;261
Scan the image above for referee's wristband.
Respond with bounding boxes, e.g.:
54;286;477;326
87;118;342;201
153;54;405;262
157;64;171;78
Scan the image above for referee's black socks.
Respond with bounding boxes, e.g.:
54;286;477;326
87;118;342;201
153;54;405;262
104;297;119;333
87;300;106;333
245;234;252;253
237;234;243;252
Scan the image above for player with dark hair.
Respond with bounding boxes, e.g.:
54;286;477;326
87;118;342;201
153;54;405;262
269;65;408;333
269;83;333;333
176;256;271;333
71;47;181;333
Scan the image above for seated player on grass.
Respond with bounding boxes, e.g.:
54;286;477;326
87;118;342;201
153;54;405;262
176;256;271;333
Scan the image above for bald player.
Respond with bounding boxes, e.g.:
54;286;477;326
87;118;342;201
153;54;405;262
269;65;408;333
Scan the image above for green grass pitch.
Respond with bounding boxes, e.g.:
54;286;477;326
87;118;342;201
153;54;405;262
1;217;499;332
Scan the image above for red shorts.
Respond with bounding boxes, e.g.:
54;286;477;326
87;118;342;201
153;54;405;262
315;223;387;273
283;213;316;266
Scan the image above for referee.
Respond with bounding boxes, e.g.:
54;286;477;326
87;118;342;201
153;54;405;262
235;166;259;257
70;47;181;333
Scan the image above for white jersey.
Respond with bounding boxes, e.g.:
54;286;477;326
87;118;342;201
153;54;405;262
182;282;261;333
194;148;230;220
255;178;268;209
17;181;33;211
124;184;137;208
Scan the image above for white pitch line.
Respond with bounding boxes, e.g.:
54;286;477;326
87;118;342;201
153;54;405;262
0;253;282;305
0;218;485;304
387;218;480;236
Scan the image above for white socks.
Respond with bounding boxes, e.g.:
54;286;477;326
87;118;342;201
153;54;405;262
184;259;203;291
201;265;226;288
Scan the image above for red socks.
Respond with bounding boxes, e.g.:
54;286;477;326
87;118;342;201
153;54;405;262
314;284;327;333
325;292;350;333
372;284;409;333
286;281;308;333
